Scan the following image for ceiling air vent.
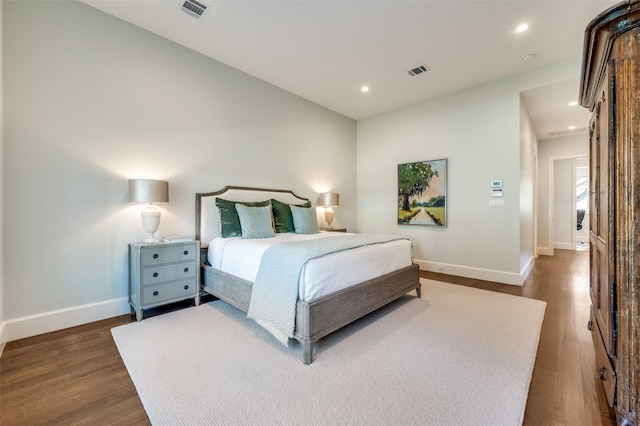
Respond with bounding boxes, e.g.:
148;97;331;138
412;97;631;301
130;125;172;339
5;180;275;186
181;0;209;18
408;65;429;76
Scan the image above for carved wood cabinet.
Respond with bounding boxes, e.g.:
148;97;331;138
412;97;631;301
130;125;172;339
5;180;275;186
580;2;640;424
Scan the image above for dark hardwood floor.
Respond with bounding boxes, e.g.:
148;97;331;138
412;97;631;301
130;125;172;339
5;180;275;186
0;249;616;425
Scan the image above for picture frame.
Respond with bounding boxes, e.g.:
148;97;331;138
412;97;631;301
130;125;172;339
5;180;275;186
398;158;447;227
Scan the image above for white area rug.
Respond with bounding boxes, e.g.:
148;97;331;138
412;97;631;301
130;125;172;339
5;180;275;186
112;279;546;425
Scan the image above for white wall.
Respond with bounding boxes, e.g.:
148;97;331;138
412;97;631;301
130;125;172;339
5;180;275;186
537;134;589;254
3;1;356;341
519;97;538;277
554;159;575;248
0;0;5;356
357;59;582;285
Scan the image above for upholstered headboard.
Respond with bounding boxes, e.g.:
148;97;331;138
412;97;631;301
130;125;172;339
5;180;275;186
195;186;310;247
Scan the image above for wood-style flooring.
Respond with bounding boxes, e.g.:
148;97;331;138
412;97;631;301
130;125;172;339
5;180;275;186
0;249;616;425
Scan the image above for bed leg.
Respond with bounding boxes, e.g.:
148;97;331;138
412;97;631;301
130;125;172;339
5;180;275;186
416;285;422;298
301;339;313;365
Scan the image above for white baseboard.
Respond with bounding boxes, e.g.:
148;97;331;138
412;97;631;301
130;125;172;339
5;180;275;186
416;259;524;286
520;256;535;284
3;298;130;343
0;322;6;358
537;246;554;256
554;242;576;251
1;257;538;343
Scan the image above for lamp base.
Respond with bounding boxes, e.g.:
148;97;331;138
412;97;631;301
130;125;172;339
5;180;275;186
324;207;335;230
141;207;161;244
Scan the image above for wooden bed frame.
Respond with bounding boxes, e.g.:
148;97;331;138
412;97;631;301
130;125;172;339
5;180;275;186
195;186;421;364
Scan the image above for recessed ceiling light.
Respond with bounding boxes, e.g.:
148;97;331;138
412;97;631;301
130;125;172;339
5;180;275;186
361;86;370;93
522;53;535;62
569;101;578;106
516;23;529;33
568;125;576;130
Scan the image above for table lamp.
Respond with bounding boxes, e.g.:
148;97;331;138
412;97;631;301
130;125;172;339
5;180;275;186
128;179;169;243
318;192;339;230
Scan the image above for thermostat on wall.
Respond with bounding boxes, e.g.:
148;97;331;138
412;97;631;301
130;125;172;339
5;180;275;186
491;180;503;188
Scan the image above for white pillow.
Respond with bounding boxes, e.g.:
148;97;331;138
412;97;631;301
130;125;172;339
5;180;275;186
234;204;275;239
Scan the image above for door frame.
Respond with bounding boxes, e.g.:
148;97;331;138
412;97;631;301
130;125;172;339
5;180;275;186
545;155;589;255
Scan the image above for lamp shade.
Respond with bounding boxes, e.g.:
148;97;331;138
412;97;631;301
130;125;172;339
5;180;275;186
128;179;169;204
319;192;339;207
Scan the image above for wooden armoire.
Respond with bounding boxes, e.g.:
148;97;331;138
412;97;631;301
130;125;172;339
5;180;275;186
580;1;640;424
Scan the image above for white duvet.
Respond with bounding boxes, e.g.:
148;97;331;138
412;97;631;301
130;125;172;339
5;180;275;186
208;232;413;302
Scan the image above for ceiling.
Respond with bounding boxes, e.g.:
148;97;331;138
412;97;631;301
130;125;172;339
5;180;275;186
81;0;618;138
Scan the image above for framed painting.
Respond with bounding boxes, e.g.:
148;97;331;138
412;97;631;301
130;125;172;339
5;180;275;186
398;158;447;227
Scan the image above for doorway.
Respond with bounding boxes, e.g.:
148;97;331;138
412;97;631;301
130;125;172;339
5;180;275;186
551;157;589;251
575;164;589;250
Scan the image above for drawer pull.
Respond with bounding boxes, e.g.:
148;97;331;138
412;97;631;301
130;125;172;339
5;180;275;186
153;291;159;296
184;285;189;290
153;272;159;278
599;366;607;380
153;254;159;259
183;250;189;255
184;267;189;273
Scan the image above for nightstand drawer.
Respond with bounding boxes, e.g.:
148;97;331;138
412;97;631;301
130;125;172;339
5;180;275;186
141;245;197;266
143;280;197;304
142;261;197;285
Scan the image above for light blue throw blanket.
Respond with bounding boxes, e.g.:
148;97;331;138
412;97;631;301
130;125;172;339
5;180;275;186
247;234;409;344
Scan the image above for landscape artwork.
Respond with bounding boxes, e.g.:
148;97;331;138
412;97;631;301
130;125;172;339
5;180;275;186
398;158;447;227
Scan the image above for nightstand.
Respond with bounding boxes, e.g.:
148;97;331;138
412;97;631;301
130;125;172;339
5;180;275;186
129;240;200;321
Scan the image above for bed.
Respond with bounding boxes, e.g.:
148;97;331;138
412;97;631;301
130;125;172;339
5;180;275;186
196;186;421;364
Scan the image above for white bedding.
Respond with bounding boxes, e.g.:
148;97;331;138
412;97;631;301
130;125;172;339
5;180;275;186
208;232;413;302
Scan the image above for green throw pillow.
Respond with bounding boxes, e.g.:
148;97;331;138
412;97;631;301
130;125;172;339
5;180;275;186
235;204;275;239
215;198;271;238
271;199;312;233
290;205;319;234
